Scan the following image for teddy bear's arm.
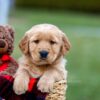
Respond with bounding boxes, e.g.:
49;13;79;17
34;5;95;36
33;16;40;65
1;58;18;76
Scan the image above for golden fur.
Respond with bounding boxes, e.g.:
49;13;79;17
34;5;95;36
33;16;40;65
13;24;71;95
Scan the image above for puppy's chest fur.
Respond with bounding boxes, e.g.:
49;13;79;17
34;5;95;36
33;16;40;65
19;56;67;79
27;63;47;78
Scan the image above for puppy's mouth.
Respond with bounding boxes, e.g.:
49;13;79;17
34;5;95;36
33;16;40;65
32;57;53;66
40;57;48;60
39;58;50;64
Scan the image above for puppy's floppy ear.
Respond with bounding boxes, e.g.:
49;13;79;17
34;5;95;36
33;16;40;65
61;33;71;56
19;35;29;55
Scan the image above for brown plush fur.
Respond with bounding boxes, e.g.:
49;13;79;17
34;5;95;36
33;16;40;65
0;25;17;76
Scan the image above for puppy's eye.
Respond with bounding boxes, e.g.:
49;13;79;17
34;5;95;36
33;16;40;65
33;40;39;44
50;40;57;45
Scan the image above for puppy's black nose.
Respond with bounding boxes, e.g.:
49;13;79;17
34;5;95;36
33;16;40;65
39;50;49;59
0;40;6;48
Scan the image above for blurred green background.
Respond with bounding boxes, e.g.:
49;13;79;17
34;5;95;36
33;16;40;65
9;0;100;100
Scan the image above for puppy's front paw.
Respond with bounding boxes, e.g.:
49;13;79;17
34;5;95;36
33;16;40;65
13;77;29;95
37;76;54;93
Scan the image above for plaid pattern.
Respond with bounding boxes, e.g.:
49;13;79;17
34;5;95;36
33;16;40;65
0;75;47;100
0;55;47;100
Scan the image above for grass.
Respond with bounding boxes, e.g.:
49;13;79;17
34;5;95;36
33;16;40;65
9;8;100;100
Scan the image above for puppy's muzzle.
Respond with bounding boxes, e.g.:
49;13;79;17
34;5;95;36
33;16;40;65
39;50;49;59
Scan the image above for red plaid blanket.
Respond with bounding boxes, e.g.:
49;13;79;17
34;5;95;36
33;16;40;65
0;55;47;100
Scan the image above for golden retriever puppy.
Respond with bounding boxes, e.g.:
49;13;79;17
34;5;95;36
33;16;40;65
13;24;71;95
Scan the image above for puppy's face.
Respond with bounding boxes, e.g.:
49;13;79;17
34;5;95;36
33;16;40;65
29;31;62;65
19;24;71;65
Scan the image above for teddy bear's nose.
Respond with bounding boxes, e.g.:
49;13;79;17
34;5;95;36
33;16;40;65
0;39;6;48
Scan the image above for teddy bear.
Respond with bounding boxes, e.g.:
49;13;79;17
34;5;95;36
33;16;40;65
0;25;67;100
0;25;18;76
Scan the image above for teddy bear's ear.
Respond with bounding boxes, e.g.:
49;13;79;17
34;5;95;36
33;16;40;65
5;25;15;39
0;26;5;31
19;35;29;55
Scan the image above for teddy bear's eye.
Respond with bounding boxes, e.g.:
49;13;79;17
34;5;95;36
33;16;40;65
3;36;5;39
2;34;5;39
